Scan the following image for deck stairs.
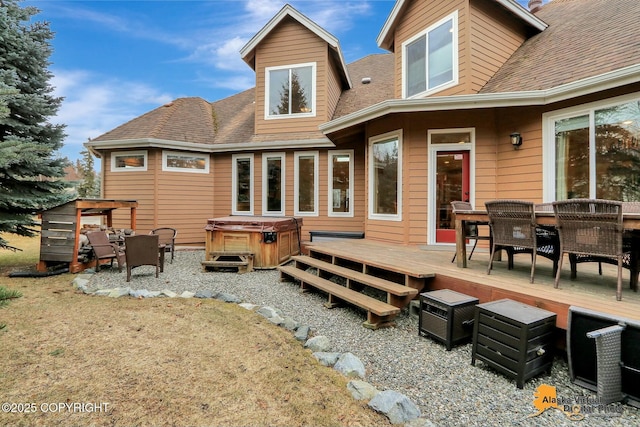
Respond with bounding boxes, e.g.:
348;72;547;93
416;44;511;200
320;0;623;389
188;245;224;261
202;251;254;273
278;253;421;329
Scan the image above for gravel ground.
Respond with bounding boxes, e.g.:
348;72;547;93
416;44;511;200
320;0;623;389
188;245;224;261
84;250;639;427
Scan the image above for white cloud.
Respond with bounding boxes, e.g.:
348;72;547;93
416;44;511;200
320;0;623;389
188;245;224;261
51;70;174;161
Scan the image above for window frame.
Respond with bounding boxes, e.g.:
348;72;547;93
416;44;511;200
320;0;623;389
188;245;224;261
162;150;209;174
294;151;319;216
262;152;286;216
110;150;148;172
264;62;317;120
401;11;458;99
328;149;354;218
543;92;640;202
368;130;403;221
232;153;254;216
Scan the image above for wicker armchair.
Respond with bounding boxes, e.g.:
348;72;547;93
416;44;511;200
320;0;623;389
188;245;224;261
552;199;630;301
150;227;177;263
86;231;126;272
124;234;161;282
485;200;559;283
450;201;491;262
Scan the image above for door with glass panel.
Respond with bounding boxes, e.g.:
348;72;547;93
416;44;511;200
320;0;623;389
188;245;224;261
435;150;470;243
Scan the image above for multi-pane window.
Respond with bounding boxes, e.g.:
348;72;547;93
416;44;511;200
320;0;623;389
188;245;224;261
162;151;209;173
294;151;318;216
403;12;457;98
111;151;147;172
232;154;253;215
266;63;315;118
328;150;354;217
369;131;402;220
262;153;285;215
547;96;640;201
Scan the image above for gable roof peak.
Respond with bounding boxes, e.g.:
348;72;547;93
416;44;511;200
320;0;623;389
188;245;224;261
240;3;352;88
377;0;548;51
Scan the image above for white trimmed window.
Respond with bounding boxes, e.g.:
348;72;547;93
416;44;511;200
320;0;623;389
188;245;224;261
294;151;318;216
369;131;402;221
111;151;147;172
328;150;354;217
232;154;254;215
402;11;458;98
262;152;285;215
543;93;640;202
265;62;316;119
162;150;209;173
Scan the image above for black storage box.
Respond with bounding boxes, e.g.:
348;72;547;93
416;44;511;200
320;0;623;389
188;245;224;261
471;299;556;388
419;289;478;350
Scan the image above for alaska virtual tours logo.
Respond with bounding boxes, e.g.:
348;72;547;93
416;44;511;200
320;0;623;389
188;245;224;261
529;384;624;420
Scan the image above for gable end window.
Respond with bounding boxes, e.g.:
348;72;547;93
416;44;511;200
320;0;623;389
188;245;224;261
402;11;458;98
111;151;147;172
265;62;316;119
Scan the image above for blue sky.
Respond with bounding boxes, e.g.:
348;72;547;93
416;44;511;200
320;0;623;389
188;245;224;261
24;0;534;164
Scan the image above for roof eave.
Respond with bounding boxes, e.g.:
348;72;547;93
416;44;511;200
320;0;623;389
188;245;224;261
84;137;336;154
321;64;640;135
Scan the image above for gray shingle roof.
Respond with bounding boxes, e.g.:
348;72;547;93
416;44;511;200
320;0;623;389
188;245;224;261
91;97;216;145
480;0;640;93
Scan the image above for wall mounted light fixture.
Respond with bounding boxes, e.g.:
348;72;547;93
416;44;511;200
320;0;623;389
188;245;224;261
510;132;523;149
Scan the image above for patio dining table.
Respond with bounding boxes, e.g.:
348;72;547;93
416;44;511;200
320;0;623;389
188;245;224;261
453;207;640;269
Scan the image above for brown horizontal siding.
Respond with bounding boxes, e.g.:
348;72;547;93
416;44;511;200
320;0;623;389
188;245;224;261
155;170;214;245
469;0;526;94
212;154;232;219
327;55;343;119
255;18;329;134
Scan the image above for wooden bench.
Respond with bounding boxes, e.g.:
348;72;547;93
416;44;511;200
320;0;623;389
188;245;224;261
278;265;400;329
290;255;418;308
202;251;254;273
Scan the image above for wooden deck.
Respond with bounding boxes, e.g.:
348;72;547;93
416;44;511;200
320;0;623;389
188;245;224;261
303;239;640;330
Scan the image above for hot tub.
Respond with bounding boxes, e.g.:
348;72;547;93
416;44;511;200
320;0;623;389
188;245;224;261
204;216;302;269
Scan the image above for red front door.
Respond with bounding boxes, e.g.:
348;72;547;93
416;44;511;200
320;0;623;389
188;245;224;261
435;151;470;243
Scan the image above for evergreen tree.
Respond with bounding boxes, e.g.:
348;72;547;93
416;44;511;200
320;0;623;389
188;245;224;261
275;70;309;115
76;148;99;198
0;0;70;250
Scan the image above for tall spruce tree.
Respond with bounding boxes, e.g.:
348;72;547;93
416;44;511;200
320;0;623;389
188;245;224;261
0;0;70;250
76;148;99;198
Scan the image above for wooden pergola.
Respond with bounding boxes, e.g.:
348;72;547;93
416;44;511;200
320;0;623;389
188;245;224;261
38;199;138;273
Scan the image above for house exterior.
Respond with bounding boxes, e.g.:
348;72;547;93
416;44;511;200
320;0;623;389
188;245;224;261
86;0;640;247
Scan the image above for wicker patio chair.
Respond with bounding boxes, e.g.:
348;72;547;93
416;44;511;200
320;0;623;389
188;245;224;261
124;234;161;282
450;201;491;262
86;231;126;272
485;200;559;283
150;227;177;263
552;199;628;301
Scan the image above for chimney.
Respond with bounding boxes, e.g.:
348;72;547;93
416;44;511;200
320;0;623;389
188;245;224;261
528;0;543;13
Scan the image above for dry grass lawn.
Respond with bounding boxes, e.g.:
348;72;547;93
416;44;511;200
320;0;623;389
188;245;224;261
0;234;391;427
